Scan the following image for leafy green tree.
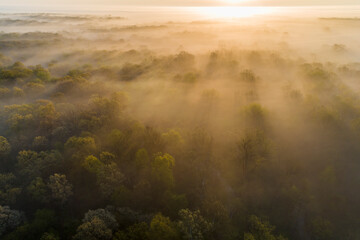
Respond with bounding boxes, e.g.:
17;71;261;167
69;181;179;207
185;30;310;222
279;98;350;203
162;129;184;149
147;213;179;240
242;104;268;131
0;62;32;81
82;155;104;174
178;209;213;240
245;215;287;240
32;65;51;82
47;174;73;205
0;173;21;205
114;222;149;240
236;131;271;180
106;130;127;158
74;217;112;240
74;209;118;240
310;217;334;240
99;152;116;165
17;150;62;180
135;148;150;171
0;87;10;98
32;136;49;151
64;136;96;160
0;136;11;156
40;232;60;240
83;209;118;231
0;206;23;236
151;153;175;192
2;208;56;240
12;87;25;97
27;177;48;203
96;162;124;198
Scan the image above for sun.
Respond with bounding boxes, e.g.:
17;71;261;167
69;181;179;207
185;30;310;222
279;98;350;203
194;6;273;19
224;0;247;4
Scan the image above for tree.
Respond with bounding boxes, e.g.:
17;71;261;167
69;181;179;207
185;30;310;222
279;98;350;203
236;131;271;180
74;217;112;240
32;136;48;151
147;213;179;240
47;174;73;204
310;217;333;240
242;104;268;131
178;209;213;240
40;232;60;240
97;163;124;198
32;65;51;82
151;153;175;192
0;206;23;236
245;215;287;240
64;136;96;160
74;209;118;240
135;148;150;171
27;177;48;203
162;129;184;152
0;173;21;205
100;152;116;165
114;222;149;240
0;137;11;156
83;209;118;230
82;154;124;198
17;150;62;180
82;155;104;174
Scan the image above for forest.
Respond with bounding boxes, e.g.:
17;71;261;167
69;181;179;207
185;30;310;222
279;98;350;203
0;12;360;240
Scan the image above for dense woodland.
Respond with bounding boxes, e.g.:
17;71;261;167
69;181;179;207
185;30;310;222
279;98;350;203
0;12;360;240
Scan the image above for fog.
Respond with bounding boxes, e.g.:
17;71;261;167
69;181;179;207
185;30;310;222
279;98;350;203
0;7;360;240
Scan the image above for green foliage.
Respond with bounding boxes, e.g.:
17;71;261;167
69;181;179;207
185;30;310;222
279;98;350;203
245;215;287;240
27;177;48;203
47;174;73;204
83;155;104;174
64;136;96;159
17;150;62;180
74;209;118;240
0;87;10;98
151;153;175;192
99;152;116;165
0;136;11;155
236;131;272;178
114;222;149;240
0;62;32;82
178;209;213;240
310;217;334;240
32;136;49;151
74;217;113;240
96;163;124;198
0;173;21;205
12;87;24;97
83;209;118;230
0;205;23;236
3;209;56;240
40;232;60;240
242;104;268;131
147;213;179;240
135;148;149;170
119;63;144;81
32;65;51;82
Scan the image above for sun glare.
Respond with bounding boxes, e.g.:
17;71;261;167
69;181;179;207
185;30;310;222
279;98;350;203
194;6;274;19
224;0;246;4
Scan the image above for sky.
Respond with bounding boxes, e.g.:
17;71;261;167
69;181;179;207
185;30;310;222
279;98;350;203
2;0;359;6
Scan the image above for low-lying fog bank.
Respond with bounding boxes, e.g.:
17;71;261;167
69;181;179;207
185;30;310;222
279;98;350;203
0;9;359;240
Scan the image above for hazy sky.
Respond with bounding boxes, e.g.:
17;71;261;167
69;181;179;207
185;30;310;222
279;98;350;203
2;0;359;6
